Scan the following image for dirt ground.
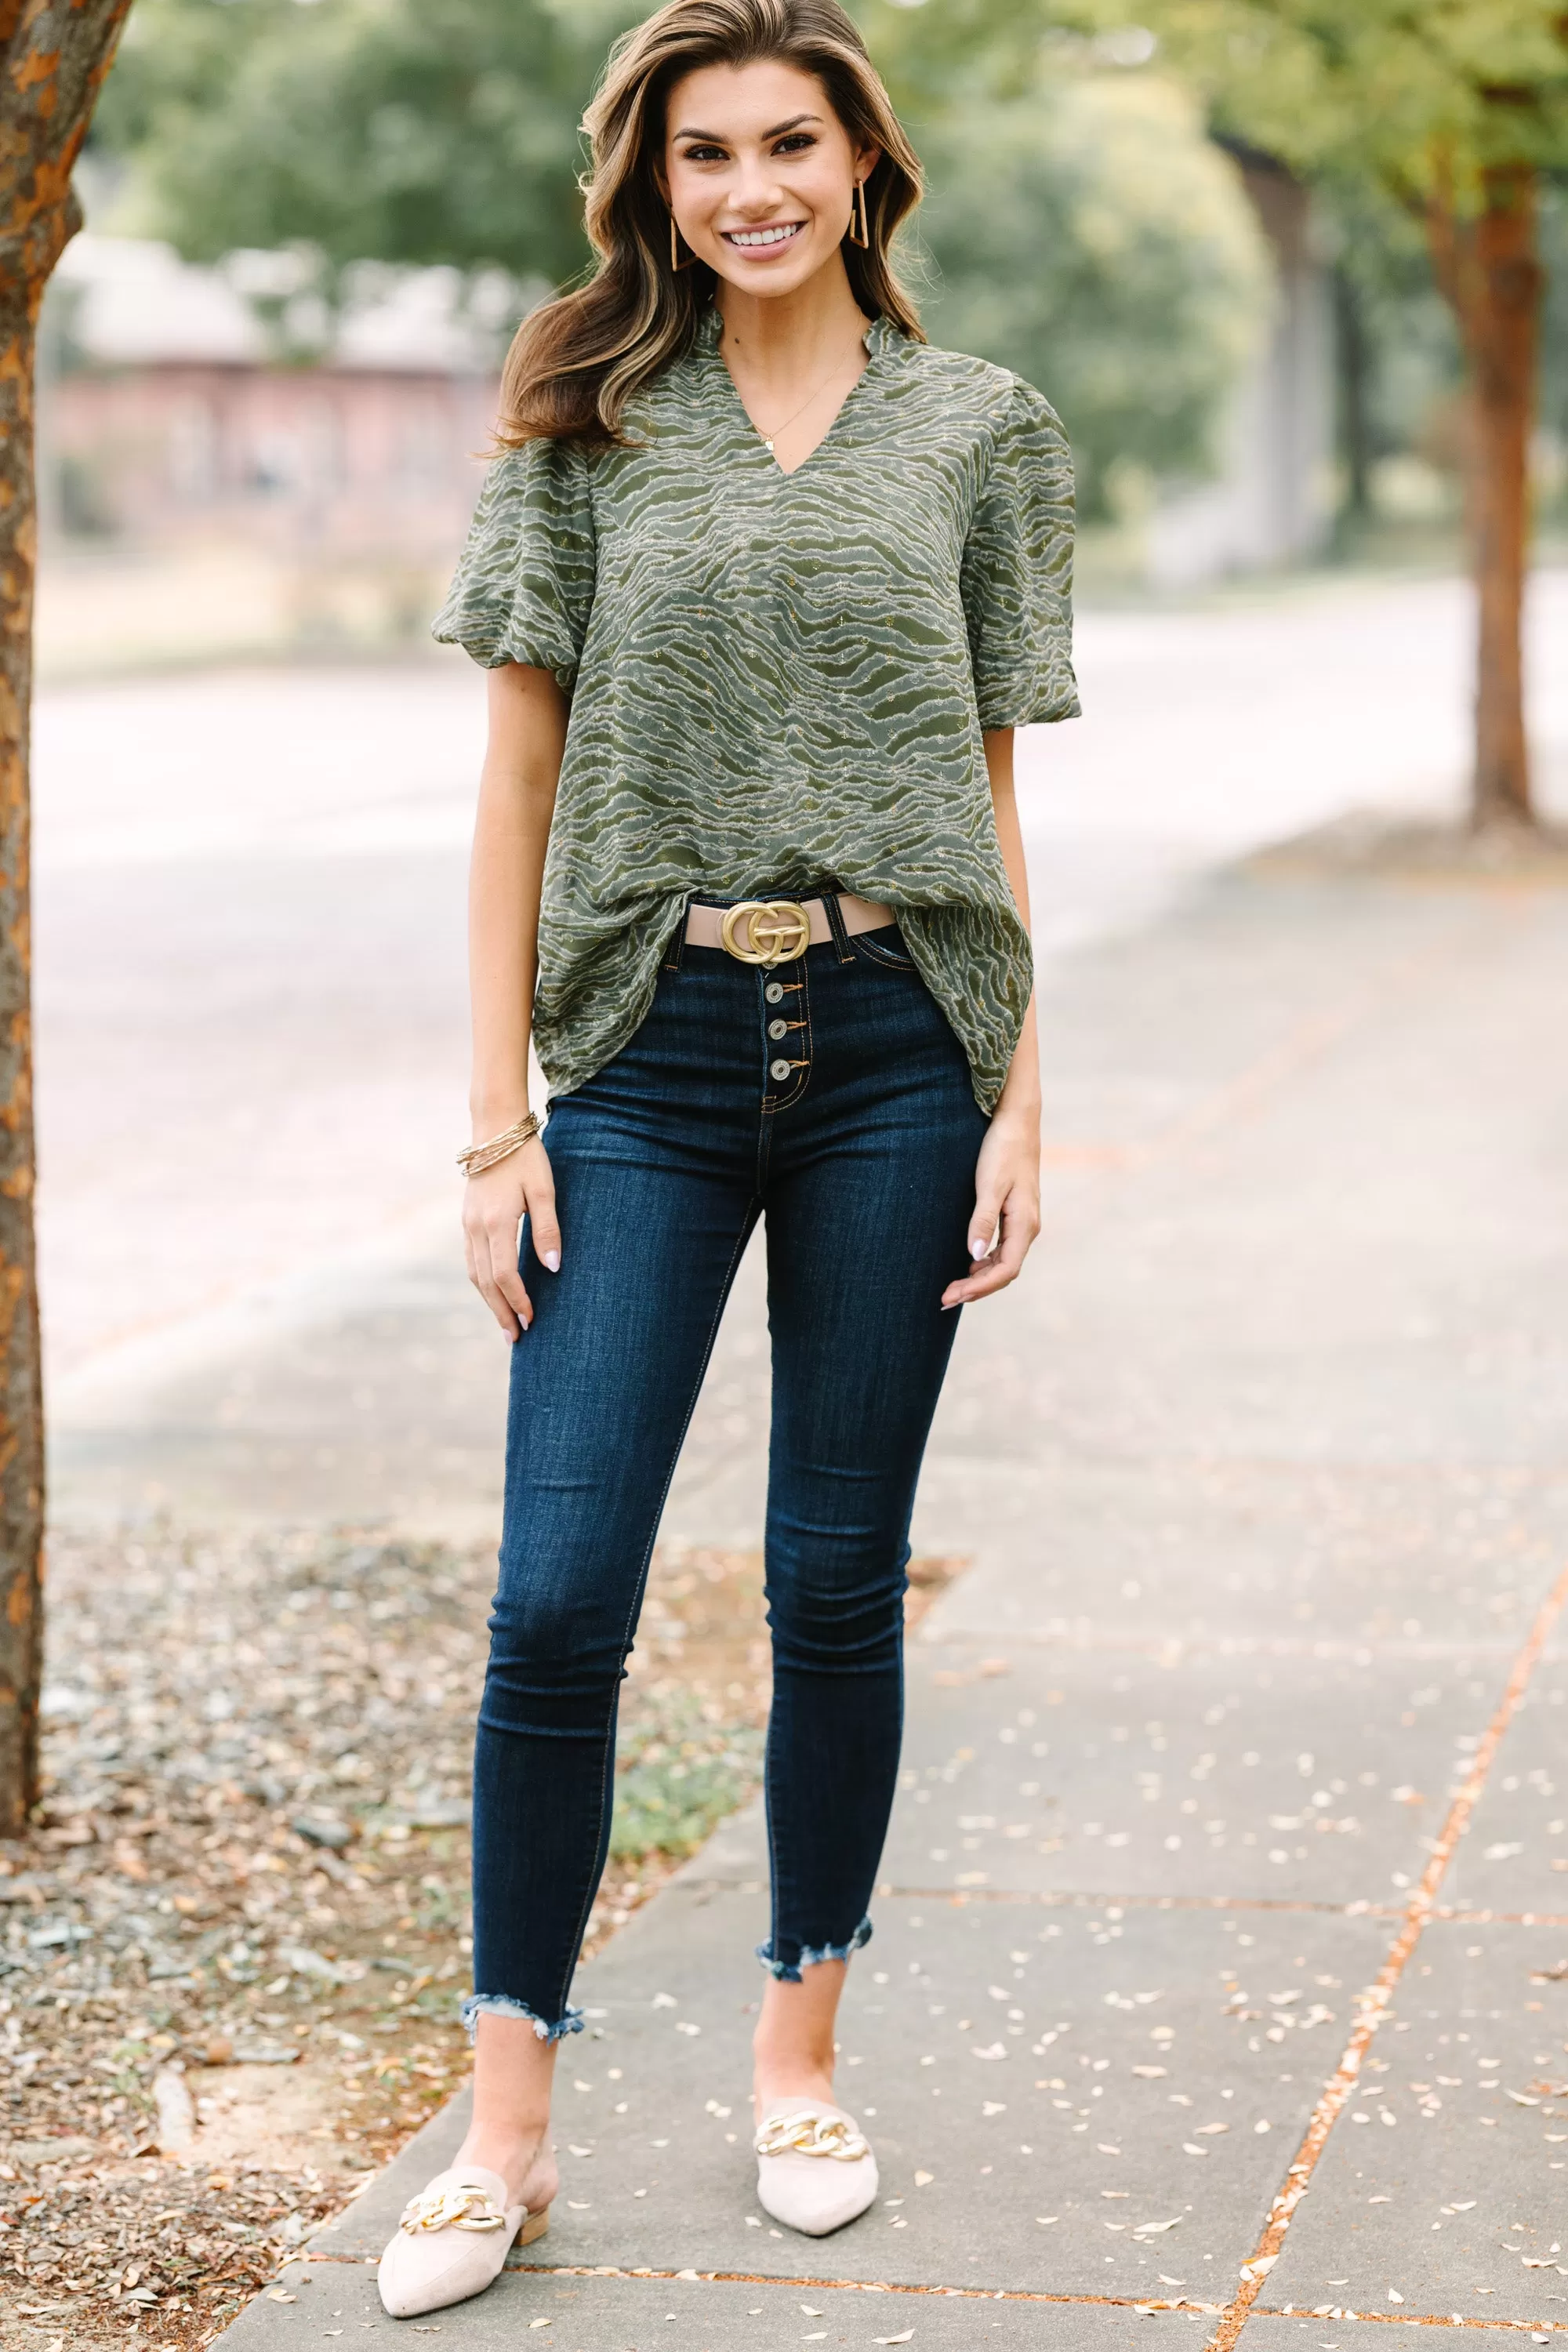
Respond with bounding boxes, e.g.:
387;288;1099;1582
0;1528;959;2349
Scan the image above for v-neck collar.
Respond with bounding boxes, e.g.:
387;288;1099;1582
693;306;901;477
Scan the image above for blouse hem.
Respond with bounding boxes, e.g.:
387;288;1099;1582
975;691;1083;730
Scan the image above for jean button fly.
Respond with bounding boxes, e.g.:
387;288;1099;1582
764;982;784;1004
768;1018;788;1040
769;1058;791;1082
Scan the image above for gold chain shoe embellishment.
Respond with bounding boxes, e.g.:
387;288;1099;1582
753;2111;870;2163
397;2184;510;2237
720;898;811;967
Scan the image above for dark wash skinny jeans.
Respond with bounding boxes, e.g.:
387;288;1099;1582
466;900;989;2041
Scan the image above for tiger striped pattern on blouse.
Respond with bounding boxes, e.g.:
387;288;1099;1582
434;307;1080;1113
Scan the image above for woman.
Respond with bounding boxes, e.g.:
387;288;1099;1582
378;0;1077;2318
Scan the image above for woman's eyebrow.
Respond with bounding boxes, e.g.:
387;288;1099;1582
673;112;823;141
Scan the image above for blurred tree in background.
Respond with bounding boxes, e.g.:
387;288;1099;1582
866;0;1567;828
95;0;641;290
1139;0;1568;826
913;74;1269;516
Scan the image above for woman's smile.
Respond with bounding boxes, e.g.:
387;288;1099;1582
721;220;807;252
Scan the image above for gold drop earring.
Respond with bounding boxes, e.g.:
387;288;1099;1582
670;211;693;272
848;179;869;249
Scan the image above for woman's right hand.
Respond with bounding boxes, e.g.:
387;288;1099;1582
462;1134;561;1341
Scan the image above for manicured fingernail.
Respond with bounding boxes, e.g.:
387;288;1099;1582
542;1248;561;1272
970;1237;989;1259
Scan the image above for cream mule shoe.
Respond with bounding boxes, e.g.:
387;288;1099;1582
376;2163;548;2319
753;2103;878;2237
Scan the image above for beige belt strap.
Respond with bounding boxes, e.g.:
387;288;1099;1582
684;893;895;963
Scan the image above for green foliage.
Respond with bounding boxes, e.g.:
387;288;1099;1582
858;0;1568;199
1141;0;1568;202
854;0;1076;111
94;0;644;287
853;2;1280;502
866;0;1568;520
915;75;1272;512
1132;4;1568;540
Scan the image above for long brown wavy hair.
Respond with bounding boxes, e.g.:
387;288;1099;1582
497;0;925;448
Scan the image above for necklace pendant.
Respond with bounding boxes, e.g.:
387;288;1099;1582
762;437;774;452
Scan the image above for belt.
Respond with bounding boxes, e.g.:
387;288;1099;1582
684;893;895;966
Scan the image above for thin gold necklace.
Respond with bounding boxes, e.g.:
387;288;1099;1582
725;331;867;454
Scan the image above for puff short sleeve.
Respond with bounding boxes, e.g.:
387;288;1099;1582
432;437;597;691
960;377;1080;730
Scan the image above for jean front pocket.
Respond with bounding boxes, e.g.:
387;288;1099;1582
853;925;919;973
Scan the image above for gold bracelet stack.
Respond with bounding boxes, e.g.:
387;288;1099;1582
457;1112;540;1178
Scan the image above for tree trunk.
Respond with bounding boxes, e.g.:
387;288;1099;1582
1427;162;1543;830
1332;264;1373;521
0;0;136;1831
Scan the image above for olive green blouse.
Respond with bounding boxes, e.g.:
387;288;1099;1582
433;307;1080;1113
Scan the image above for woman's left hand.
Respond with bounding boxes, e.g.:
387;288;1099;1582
941;1105;1041;1309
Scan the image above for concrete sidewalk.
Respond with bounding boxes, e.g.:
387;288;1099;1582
220;852;1568;2350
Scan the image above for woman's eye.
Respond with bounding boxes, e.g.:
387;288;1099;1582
681;143;726;162
774;133;815;154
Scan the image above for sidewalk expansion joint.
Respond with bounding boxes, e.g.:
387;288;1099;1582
1209;1556;1568;2352
1256;2307;1568;2336
516;2265;1250;2317
877;1887;1406;1914
930;1635;1530;1661
688;1880;1568;1926
1039;910;1508;1190
279;2250;1568;2332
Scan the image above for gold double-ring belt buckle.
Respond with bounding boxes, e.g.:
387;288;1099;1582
720;898;812;967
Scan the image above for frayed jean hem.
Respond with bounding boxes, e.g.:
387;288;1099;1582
461;1993;585;2044
754;1915;873;1984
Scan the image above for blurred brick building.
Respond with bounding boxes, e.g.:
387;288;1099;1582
40;237;503;568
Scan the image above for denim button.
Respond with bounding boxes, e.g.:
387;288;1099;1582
769;1058;791;1081
768;1018;788;1040
764;982;784;1004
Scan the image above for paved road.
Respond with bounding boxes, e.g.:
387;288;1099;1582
38;568;1568;1525
224;840;1568;2348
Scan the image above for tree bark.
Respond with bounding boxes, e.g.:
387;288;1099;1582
0;0;135;1831
1427;162;1543;830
